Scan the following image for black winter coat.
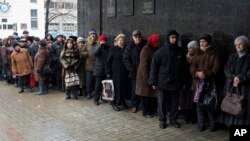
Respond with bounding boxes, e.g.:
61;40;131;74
51;41;64;69
93;44;110;76
106;46;130;101
217;51;250;126
150;44;188;91
123;39;147;79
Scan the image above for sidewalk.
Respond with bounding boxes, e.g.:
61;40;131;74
0;81;229;141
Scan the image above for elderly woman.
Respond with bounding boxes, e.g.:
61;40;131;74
1;36;14;83
136;34;160;118
218;35;250;126
180;40;199;124
34;40;50;95
106;34;130;111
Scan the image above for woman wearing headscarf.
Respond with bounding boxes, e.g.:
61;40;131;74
217;35;250;126
106;34;130;111
136;34;160;118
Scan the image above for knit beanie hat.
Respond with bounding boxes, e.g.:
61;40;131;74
89;29;97;35
99;34;107;42
234;35;249;47
147;34;160;48
199;34;211;44
187;40;198;48
77;37;85;43
167;30;179;38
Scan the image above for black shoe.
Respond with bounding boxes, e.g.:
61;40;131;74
210;125;216;132
143;114;154;118
94;101;100;106
170;121;181;128
159;121;167;129
112;104;120;111
36;91;45;95
87;94;92;99
18;88;24;93
198;125;206;132
65;96;71;100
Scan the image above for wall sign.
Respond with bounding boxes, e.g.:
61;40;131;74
142;0;155;14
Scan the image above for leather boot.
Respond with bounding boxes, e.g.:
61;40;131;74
65;89;71;100
36;81;45;95
18;86;24;93
72;89;78;100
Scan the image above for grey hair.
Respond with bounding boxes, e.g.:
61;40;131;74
234;35;249;47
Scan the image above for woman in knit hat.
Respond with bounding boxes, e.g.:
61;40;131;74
136;34;160;118
218;35;250;127
83;29;98;99
92;34;110;105
190;34;220;131
77;37;87;96
180;40;199;124
106;33;130;111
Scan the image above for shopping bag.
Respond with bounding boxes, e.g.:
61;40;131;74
101;79;115;101
29;72;36;88
65;72;80;87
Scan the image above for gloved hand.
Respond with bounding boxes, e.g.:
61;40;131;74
106;74;111;79
68;64;74;69
37;69;41;73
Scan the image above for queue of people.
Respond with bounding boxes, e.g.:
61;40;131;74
0;29;250;131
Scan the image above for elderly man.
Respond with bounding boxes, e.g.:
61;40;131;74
123;30;147;112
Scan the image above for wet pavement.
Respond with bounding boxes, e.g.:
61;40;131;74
0;81;229;141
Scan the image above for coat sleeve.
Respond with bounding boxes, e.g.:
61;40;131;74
59;49;69;69
190;56;199;79
81;44;88;58
11;53;17;74
1;47;7;64
140;48;150;84
149;51;160;86
24;49;33;68
105;47;113;75
123;46;134;72
203;54;220;79
93;44;102;57
36;51;47;72
224;54;235;84
50;45;57;62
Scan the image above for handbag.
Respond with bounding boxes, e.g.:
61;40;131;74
41;63;51;75
65;72;80;87
194;79;205;103
101;79;115;101
202;84;218;112
41;58;51;75
220;87;244;117
29;72;36;88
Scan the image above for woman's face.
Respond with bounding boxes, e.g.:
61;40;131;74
67;41;73;49
117;38;125;48
77;42;84;47
235;42;247;53
187;47;195;55
47;36;51;40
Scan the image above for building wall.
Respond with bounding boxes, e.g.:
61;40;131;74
78;0;250;55
0;0;45;38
